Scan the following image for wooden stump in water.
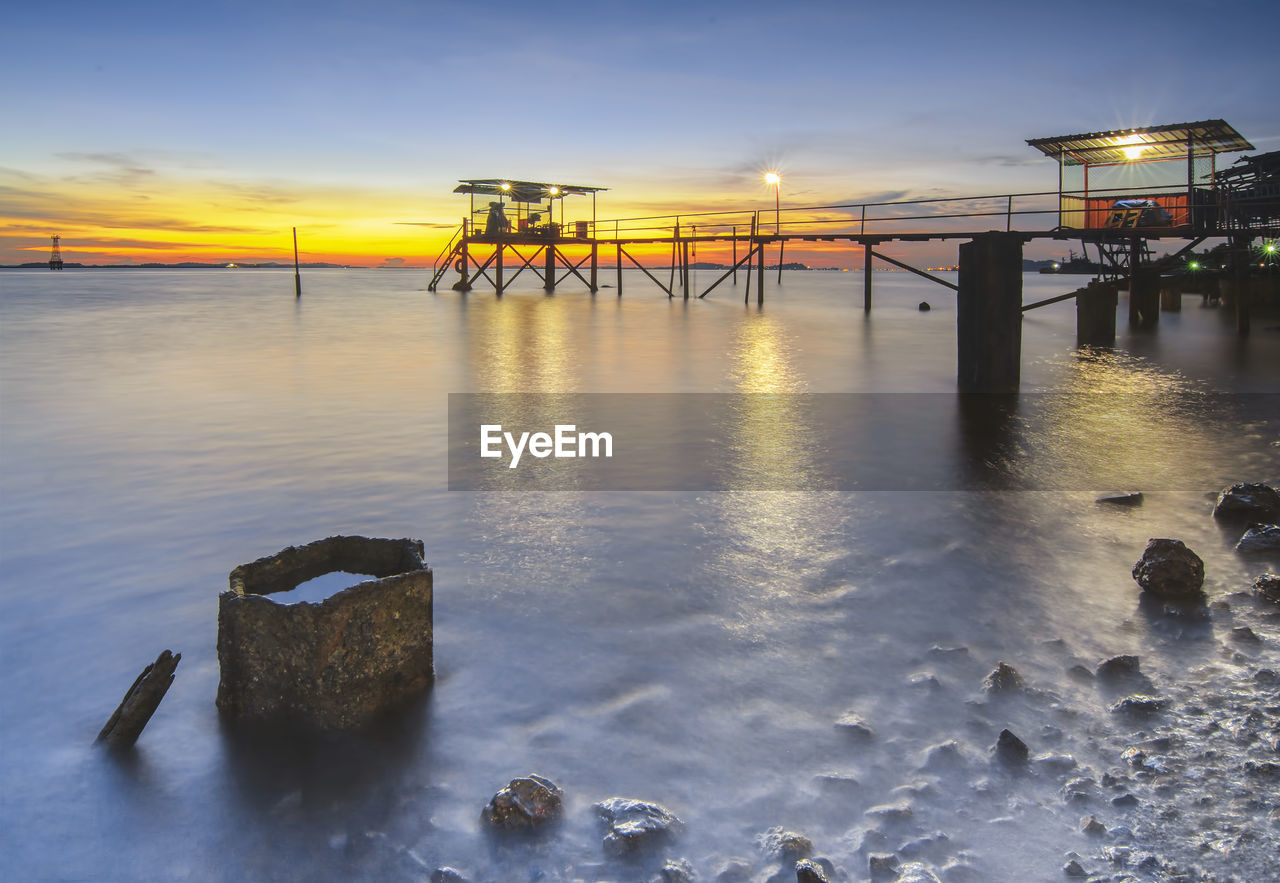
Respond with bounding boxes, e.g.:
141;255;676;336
97;650;180;748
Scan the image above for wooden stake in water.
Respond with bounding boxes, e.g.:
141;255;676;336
293;227;302;298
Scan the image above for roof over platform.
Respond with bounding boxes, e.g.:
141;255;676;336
453;179;607;203
1027;120;1254;166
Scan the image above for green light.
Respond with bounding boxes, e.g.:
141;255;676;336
1189;261;1200;270
1265;243;1276;254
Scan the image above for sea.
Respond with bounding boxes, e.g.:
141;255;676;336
1;267;1277;881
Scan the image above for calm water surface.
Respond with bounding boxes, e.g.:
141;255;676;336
1;268;1277;881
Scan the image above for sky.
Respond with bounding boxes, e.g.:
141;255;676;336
2;0;1276;268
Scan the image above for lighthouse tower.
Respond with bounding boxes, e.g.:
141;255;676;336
49;235;64;271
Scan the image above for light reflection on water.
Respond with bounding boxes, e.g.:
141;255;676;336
1;269;1278;880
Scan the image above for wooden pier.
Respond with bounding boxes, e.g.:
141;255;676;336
426;122;1278;391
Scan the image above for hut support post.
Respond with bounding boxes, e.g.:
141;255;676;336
957;232;1022;393
1076;281;1117;347
863;243;873;313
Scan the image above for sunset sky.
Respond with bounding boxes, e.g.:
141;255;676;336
2;0;1276;268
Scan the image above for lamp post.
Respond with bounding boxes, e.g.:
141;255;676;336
765;172;782;283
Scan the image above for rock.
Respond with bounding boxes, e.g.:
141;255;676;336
1095;655;1142;680
215;536;433;729
983;662;1024;693
1081;816;1106;837
1131;539;1204;599
431;870;468;883
1232;626;1261;642
795;858;830;883
835;712;875;739
1254;573;1280;603
714;860;753;882
1111;793;1139;808
1236;524;1280;553
1033;753;1078;774
894;862;942;883
657;858;696;882
921;740;966;771
1110;695;1165;715
757;827;813;861
595;797;681;855
1066;664;1093;682
865;802;914;822
993;728;1029;764
482;775;564;829
869;854;900;879
1096;491;1143;506
1213;483;1280;522
918;301;931;312
1062;858;1087;877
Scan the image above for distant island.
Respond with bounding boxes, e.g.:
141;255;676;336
1;261;364;270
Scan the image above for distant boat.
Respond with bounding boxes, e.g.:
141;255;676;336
1040;250;1099;274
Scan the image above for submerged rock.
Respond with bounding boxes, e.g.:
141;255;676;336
1095;655;1142;681
835;712;876;739
657;858;696;882
869;853;900;879
1096;491;1144;506
756;827;813;861
795;858;830;883
893;862;942;883
1213;482;1280;522
481;775;564;829
594;797;681;855
1109;695;1165;715
1131;538;1204;599
983;662;1024;693
1236;524;1280;554
918;301;931;312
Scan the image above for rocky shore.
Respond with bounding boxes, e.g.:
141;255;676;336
267;484;1280;882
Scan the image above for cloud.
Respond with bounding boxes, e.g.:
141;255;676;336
379;257;405;267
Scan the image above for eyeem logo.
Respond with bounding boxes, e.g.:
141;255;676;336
480;424;613;468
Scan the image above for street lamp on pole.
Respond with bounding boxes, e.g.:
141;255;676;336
764;172;780;234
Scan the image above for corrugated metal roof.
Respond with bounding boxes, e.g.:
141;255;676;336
454;179;607;203
1027;120;1253;166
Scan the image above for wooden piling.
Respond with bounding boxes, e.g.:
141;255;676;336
590;243;598;293
957;232;1022;393
682;239;690;300
616;243;622;295
1076;280;1118;347
1233;242;1251;335
732;226;737;284
292;227;302;298
544;243;555;291
495;242;504;295
863;243;873;313
97;650;180;749
1160;279;1181;312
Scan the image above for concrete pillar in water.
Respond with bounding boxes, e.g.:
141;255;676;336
590;243;598;293
1076;280;1118;347
1233;243;1251;335
544;243;556;291
957;232;1022;393
1129;268;1160;328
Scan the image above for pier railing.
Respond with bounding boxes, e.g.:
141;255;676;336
587;182;1245;242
